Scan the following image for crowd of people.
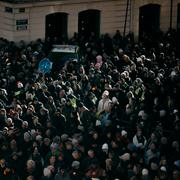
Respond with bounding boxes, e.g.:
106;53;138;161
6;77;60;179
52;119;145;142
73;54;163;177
0;29;180;180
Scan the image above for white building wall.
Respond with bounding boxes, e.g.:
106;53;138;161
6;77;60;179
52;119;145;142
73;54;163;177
131;0;180;40
13;8;30;42
0;0;129;42
0;0;180;42
0;2;14;40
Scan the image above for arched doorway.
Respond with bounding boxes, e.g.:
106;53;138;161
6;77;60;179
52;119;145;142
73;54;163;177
177;4;180;57
177;4;180;32
78;9;100;40
139;4;160;40
45;12;68;43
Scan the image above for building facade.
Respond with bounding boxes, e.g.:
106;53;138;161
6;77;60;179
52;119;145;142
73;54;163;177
0;0;180;42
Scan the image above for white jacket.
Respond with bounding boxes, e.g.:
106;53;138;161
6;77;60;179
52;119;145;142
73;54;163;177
97;98;112;114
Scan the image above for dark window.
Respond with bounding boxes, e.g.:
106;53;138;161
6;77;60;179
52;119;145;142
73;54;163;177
139;4;160;40
16;19;28;30
78;9;100;40
5;7;13;13
45;12;68;41
19;8;25;13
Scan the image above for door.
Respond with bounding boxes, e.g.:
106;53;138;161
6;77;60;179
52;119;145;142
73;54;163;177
78;9;100;40
177;4;180;57
46;12;68;43
177;4;180;33
139;4;160;39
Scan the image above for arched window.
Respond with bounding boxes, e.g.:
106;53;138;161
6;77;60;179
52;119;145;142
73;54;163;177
78;9;100;40
139;4;160;39
45;12;68;43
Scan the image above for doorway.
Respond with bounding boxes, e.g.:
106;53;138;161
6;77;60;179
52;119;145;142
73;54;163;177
139;4;160;39
45;12;68;43
177;4;180;57
78;9;100;40
177;4;180;32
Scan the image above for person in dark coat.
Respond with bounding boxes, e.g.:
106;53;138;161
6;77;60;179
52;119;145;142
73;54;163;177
54;166;71;180
51;109;66;135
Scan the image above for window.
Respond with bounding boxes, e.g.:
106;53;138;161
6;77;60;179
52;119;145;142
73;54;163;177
16;19;28;31
5;7;13;13
19;8;25;13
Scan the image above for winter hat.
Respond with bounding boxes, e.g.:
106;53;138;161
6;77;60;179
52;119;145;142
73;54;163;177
22;121;28;127
3;127;8;131
160;166;167;172
71;161;80;169
53;136;61;144
119;153;130;161
24;132;31;140
173;109;179;114
96;55;103;63
61;134;69;142
61;98;66;104
142;168;149;176
72;138;79;146
21;54;27;60
0;88;7;95
160;110;166;117
36;135;42;141
17;81;23;88
121;130;127;136
30;129;36;137
137;57;142;63
138;110;145;117
102;143;109;150
6;117;13;124
170;70;176;77
140;55;146;60
32;51;39;56
119;48;123;54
